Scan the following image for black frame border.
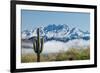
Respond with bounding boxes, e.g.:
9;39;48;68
10;0;97;73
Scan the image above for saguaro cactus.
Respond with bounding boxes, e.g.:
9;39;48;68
33;28;44;62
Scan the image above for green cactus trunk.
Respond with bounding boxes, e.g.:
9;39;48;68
33;28;44;62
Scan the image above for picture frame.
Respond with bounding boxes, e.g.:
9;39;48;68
10;0;97;72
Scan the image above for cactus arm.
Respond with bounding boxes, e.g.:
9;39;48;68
40;38;44;53
36;39;38;53
33;39;37;53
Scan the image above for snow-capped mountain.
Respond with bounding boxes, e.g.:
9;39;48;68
22;24;90;42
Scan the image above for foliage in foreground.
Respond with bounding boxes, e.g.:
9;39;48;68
21;47;90;63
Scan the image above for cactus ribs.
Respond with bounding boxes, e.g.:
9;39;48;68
33;28;44;62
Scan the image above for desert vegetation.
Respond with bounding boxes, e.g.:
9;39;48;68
21;47;90;63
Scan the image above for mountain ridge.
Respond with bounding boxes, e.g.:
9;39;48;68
22;24;90;42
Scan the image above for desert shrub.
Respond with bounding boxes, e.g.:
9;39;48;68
77;48;90;60
65;48;90;60
21;54;37;63
65;48;80;60
55;52;67;61
21;47;90;63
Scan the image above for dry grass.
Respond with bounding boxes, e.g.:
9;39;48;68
21;47;90;63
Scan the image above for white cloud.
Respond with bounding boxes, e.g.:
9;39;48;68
43;39;89;53
22;39;89;54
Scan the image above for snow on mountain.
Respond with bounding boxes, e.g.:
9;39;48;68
21;30;31;39
43;24;69;38
21;24;90;53
21;24;90;42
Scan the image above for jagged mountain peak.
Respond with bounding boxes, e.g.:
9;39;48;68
22;24;90;42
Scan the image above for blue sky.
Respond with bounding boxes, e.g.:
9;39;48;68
21;10;90;32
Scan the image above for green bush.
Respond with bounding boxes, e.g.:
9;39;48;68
65;48;90;60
